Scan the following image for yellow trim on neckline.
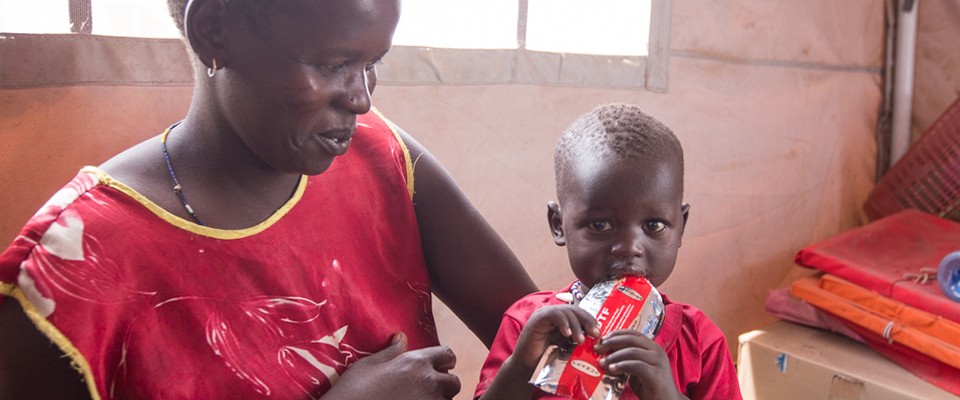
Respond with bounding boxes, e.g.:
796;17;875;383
80;166;307;240
371;108;416;200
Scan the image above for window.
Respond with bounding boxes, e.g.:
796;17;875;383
393;0;650;56
0;0;670;90
393;0;519;50
387;0;667;90
525;0;651;56
0;0;70;34
91;0;179;38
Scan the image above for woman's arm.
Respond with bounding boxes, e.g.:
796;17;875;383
397;127;538;347
0;299;91;399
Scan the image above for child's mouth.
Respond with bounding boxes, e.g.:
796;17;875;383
604;270;645;281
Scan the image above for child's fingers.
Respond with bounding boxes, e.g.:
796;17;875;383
604;359;647;376
561;306;604;342
599;346;659;371
527;305;591;341
592;331;680;398
569;307;601;338
599;346;674;395
615;359;681;398
525;305;600;345
554;306;589;342
594;330;666;375
593;329;654;354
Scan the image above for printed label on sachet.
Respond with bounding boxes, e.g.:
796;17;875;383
530;276;665;400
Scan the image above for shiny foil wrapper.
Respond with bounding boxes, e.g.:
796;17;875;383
530;276;665;400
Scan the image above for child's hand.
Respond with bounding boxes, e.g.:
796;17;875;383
594;330;688;400
513;304;600;370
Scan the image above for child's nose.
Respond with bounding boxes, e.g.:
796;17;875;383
611;229;644;259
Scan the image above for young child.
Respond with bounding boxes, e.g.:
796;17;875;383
474;103;741;399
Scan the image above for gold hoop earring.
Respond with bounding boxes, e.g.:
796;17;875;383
207;58;218;78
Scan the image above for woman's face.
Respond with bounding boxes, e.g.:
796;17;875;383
214;0;400;175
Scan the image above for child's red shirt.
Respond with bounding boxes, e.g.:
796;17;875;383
475;282;742;399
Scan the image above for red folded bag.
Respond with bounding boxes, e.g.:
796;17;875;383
794;209;960;323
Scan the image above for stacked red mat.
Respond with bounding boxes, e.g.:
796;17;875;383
770;209;960;396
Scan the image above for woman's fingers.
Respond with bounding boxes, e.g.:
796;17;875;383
418;344;458;372
329;340;462;399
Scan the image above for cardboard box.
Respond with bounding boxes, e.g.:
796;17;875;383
738;321;958;400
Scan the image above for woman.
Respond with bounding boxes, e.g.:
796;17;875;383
0;0;536;398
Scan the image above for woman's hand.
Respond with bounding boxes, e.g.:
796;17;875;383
595;330;689;400
513;304;600;370
321;333;461;400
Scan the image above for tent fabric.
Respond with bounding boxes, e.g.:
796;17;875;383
912;0;960;143
0;33;191;88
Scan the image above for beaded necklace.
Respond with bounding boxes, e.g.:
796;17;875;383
557;281;587;304
160;123;204;225
570;281;586;302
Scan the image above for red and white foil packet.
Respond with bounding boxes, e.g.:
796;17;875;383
530;276;665;400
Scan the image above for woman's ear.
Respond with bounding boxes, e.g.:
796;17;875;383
547;201;566;246
184;0;228;70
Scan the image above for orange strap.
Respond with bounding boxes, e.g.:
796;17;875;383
791;274;960;369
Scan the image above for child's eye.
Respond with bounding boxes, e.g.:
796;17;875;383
644;221;667;233
588;220;614;232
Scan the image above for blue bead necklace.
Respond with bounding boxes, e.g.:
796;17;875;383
570;281;586;302
160;123;204;225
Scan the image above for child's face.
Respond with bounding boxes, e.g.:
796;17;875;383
549;154;688;291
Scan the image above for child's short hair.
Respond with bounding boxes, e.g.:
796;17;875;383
554;103;684;199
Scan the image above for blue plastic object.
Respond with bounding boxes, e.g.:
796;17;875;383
939;250;960;302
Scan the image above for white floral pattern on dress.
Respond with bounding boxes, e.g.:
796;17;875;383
17;173;100;316
28;209;156;306
11;170;423;398
129;295;367;398
17;266;56;316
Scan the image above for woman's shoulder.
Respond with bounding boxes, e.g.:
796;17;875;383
3;162;177;261
0;168;113;283
99;137;169;199
17;167;112;230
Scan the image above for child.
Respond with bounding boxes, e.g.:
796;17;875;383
474;103;741;399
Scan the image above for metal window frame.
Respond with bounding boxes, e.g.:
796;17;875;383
2;0;672;91
378;0;671;91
